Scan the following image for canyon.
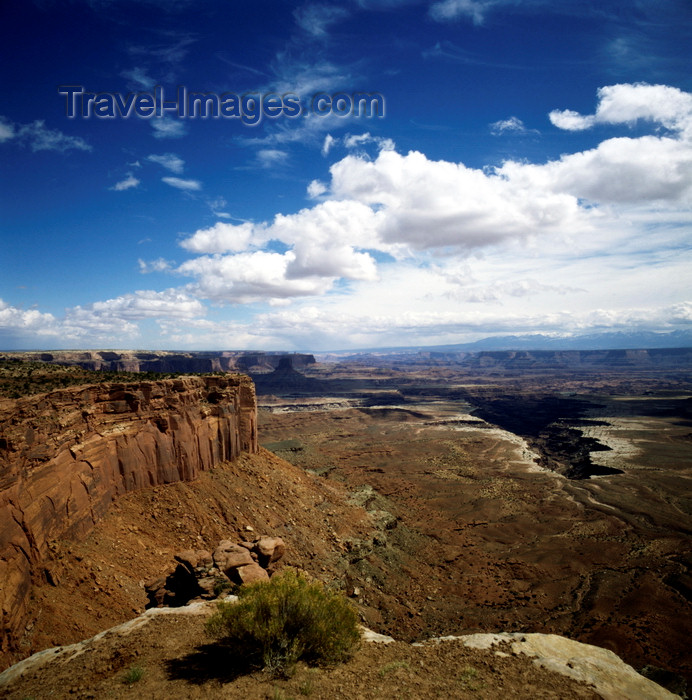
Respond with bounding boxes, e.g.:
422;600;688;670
0;351;689;697
0;374;257;657
257;355;691;691
0;350;315;374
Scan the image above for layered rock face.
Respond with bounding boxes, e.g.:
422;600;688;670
0;375;257;652
0;350;316;373
349;347;692;369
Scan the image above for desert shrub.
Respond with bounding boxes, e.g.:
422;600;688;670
121;664;145;684
206;569;360;677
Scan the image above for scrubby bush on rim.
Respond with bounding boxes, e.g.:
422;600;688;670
206;568;361;677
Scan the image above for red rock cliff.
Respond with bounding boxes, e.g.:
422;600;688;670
0;375;257;652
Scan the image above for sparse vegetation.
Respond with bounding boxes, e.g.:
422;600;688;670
458;664;482;690
379;659;411;676
121;664;145;684
206;569;361;678
298;670;317;696
271;688;295;700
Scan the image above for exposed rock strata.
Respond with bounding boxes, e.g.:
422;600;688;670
0;350;316;374
0;375;257;653
252;356;327;394
464;394;622;478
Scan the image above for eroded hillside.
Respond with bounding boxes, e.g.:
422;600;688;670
0;375;256;661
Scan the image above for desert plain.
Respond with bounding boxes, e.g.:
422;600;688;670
257;352;692;688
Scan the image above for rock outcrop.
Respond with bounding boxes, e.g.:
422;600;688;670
423;633;680;699
336;347;692;370
0;375;257;654
252;356;327;395
145;535;286;607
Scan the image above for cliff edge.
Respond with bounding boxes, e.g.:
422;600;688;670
0;606;678;699
0;375;257;654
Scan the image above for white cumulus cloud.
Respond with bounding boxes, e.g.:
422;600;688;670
343;132;395;151
328;149;587;250
307;179;327;198
138;258;175;273
128;82;692;348
502;135;692;205
0;300;57;332
178;250;337;304
322;134;336;156
550;83;692;135
490;116;535;135
586;136;688;203
81;289;204;320
179;221;257;254
548;109;595;131
175;200;379;304
0;290;207;347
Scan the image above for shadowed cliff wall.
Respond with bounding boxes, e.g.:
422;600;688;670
0;375;257;652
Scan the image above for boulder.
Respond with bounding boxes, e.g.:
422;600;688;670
144;577;174;608
234;563;270;585
174;549;213;575
146;534;285;609
196;576;226;599
213;541;254;575
254;536;285;566
369;509;398;531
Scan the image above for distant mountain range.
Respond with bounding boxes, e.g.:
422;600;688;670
317;330;692;358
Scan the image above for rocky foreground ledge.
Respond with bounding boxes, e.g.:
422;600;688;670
0;600;677;699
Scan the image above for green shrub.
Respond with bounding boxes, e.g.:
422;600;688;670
121;664;145;684
206;569;360;677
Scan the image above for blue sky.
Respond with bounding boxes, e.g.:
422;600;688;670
1;0;690;351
